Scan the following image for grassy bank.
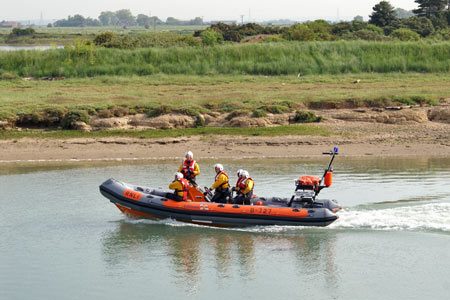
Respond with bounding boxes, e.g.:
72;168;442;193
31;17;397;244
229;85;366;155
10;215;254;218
0;73;445;121
0;26;207;45
1;41;450;78
0;125;332;140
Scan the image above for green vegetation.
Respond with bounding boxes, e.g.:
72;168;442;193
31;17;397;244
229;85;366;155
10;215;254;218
293;111;322;123
2;2;450;135
2;41;450;78
0;73;445;124
390;28;420;41
0;125;332;140
93;31;200;48
0;26;206;45
10;28;36;37
251;109;268;118
61;110;91;129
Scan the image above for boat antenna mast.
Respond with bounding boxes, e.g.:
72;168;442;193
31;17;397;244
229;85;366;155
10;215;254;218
314;147;338;199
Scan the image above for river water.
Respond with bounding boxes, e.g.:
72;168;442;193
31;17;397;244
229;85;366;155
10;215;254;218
1;157;449;300
0;45;63;51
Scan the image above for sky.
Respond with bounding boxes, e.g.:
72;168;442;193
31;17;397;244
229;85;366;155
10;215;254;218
1;0;418;22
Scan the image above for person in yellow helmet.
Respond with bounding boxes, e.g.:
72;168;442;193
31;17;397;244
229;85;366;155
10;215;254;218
232;170;254;205
206;163;230;203
177;151;200;186
168;172;189;201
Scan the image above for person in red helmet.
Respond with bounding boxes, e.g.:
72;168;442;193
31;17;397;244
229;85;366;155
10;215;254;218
177;151;200;186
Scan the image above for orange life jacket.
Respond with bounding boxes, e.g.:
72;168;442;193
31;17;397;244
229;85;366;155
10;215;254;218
176;178;190;201
215;170;229;189
238;177;254;194
182;160;196;177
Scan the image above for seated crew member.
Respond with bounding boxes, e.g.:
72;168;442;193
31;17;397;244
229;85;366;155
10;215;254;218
232;169;244;193
178;151;200;186
168;172;189;201
206;163;230;203
232;170;254;205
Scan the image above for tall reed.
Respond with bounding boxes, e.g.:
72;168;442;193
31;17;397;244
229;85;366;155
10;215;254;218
1;41;450;77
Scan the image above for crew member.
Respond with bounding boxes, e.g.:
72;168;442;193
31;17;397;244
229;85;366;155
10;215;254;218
233;170;254;205
178;151;200;185
168;172;189;201
233;169;244;192
206;163;230;203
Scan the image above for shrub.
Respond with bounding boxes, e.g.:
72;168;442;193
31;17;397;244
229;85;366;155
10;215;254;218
16;107;65;127
195;115;205;127
112;106;129;117
94;31;115;47
1;72;18;80
283;21;332;41
98;109;113;118
44;107;65;119
293;110;321;123
261;105;289;114
65;39;96;65
399;16;434;37
61;110;91;129
283;24;316;41
390;28;420;41
200;29;223;46
147;104;174;117
10;27;35;37
251;109;268;118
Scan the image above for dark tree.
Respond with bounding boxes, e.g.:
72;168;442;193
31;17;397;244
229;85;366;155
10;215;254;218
369;1;397;27
136;14;150;27
413;0;448;18
399;16;435;37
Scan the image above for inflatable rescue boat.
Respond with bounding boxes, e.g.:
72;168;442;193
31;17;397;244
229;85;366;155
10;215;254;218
99;149;341;227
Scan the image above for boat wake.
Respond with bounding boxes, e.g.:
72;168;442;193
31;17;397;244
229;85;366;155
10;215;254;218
120;202;450;234
330;202;450;233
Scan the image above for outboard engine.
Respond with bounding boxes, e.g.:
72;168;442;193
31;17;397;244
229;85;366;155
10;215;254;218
289;147;339;208
293;176;320;204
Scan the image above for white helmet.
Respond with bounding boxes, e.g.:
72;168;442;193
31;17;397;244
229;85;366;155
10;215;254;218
174;172;184;180
214;163;223;171
236;169;243;176
241;170;249;178
185;151;193;159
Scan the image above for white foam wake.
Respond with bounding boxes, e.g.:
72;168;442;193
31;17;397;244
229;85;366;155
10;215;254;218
330;202;450;232
121;203;450;233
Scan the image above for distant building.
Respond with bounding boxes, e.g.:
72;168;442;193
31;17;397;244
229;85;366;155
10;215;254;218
210;20;237;25
0;21;19;28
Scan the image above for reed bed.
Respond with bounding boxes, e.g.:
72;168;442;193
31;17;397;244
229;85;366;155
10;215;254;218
2;41;450;77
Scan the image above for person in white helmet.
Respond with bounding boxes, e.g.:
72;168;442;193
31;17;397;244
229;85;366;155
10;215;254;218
177;151;200;186
232;170;254;205
206;163;230;203
168;172;190;201
232;169;244;193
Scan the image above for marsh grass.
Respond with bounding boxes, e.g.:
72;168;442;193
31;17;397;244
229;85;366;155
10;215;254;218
0;73;447;121
0;125;332;140
2;41;450;77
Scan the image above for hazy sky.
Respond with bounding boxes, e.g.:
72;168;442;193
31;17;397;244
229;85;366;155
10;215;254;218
2;0;418;22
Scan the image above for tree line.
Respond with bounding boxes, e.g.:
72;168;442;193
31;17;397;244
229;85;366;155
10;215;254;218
51;9;203;27
193;1;450;44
